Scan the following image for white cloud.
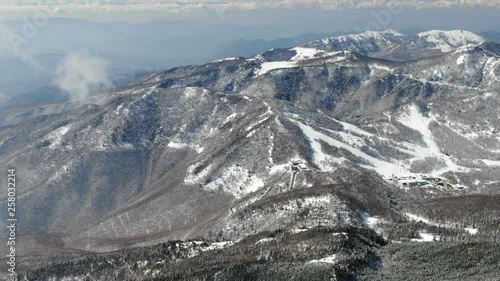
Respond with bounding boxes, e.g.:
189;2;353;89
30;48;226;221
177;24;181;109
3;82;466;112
0;0;498;12
54;52;112;101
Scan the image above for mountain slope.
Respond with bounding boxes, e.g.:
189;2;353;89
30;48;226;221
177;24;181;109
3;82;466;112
1;29;500;280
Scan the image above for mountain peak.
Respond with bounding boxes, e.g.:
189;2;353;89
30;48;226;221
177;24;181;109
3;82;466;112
415;30;485;52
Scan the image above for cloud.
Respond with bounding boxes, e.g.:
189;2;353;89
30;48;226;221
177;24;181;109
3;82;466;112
54;52;112;101
0;0;499;12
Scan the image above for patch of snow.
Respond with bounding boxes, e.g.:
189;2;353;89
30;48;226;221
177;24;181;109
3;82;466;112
205;166;264;198
246;115;273;133
47;125;71;149
323;54;349;64
299;125;345;172
411;232;439;242
296;121;406;177
406;213;479;235
454;44;478;53
483;92;494;99
223;113;238;125
320;113;374;137
290;47;322;60
334;130;367;147
115;103;124;114
184;163;212;185
370;63;393;72
267;132;275;165
485;181;500;185
167;142;203;153
255;238;276;245
183;87;199;98
212;57;240;63
269;163;289;175
398;104;468;176
483;57;500;84
289;228;309;234
195;145;204;154
256;50;347;76
361;212;380;228
167;142;188;149
456;54;466;65
465;227;478;235
307;254;338;264
406;213;432;225
256;61;296;76
304;196;331;205
47;163;72;183
481;159;500;166
203;241;234;251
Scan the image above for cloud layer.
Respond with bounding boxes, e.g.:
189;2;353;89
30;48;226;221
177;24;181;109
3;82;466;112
54;52;112;101
0;0;498;12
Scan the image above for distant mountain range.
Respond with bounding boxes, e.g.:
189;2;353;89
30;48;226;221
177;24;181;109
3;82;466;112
1;20;498;108
2;29;500;280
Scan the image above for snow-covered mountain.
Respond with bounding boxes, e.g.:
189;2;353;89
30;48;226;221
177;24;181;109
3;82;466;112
376;30;486;61
302;30;409;55
2;30;500;280
298;29;486;62
415;30;485;52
